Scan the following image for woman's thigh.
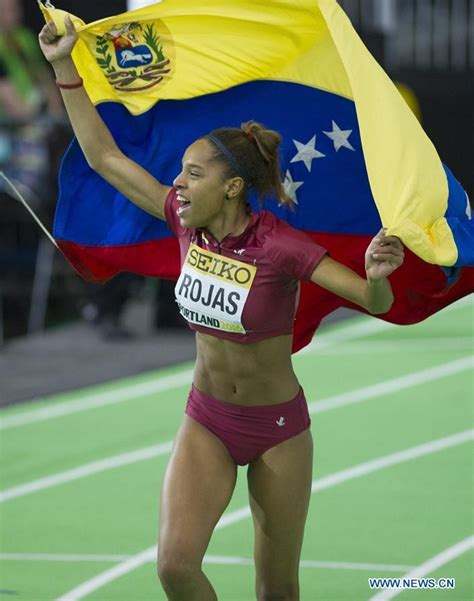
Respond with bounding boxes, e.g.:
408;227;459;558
158;415;238;567
247;428;313;590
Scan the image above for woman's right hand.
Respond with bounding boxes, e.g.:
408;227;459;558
38;16;78;65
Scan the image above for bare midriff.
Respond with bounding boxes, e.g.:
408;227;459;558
193;331;300;406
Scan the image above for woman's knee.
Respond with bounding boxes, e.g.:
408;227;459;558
157;552;200;589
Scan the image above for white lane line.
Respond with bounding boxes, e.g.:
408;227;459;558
0;553;414;572
308;356;473;414
204;556;415;573
54;429;474;601
311;430;473;494
2;296;471;430
299;319;398;355
368;535;474;600
0;553;131;562
298;296;473;356
0;443;173;503
55;546;156;601
319;337;473;354
297;560;413;572
0;371;194;431
1;356;471;504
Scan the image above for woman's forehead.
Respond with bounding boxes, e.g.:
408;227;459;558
182;138;214;167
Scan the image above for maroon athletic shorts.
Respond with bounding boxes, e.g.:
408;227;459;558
185;384;311;466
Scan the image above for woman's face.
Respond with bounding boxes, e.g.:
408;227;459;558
173;138;231;229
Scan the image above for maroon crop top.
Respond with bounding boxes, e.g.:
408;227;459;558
165;188;327;343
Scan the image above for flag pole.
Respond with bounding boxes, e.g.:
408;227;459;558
0;172;59;249
37;0;56;9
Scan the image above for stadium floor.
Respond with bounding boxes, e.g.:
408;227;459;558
0;298;472;600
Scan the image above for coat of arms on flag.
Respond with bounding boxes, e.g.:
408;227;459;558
95;22;172;93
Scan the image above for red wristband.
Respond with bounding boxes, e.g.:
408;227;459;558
55;78;83;90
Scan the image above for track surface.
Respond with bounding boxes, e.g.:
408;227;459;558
1;299;473;600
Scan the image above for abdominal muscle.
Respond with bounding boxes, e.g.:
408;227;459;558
193;331;301;406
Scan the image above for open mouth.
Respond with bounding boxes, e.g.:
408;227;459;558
177;194;191;217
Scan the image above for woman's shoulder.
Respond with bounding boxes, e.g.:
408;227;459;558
255;208;314;246
254;209;327;280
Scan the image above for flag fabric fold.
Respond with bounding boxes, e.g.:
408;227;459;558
42;0;473;352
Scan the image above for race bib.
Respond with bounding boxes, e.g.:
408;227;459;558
175;243;257;334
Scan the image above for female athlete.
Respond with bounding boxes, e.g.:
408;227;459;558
39;16;404;601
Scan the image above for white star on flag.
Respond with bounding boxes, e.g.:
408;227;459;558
290;135;325;172
323;121;355;152
282;170;303;204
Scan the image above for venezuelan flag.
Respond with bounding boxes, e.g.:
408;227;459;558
41;0;473;352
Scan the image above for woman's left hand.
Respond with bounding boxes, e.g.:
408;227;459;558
365;228;404;281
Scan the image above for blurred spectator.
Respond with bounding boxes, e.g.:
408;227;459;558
0;0;64;205
154;279;185;329
0;0;73;340
81;274;144;340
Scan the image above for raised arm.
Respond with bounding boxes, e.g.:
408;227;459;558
38;16;171;220
310;229;404;314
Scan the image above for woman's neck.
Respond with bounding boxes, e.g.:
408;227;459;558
205;203;251;243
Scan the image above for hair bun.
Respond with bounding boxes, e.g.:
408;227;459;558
206;122;293;208
240;121;273;163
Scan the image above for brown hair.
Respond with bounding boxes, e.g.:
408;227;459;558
203;121;293;208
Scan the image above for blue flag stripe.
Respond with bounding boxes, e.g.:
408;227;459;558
55;80;382;245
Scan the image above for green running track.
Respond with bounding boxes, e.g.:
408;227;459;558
0;299;473;600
